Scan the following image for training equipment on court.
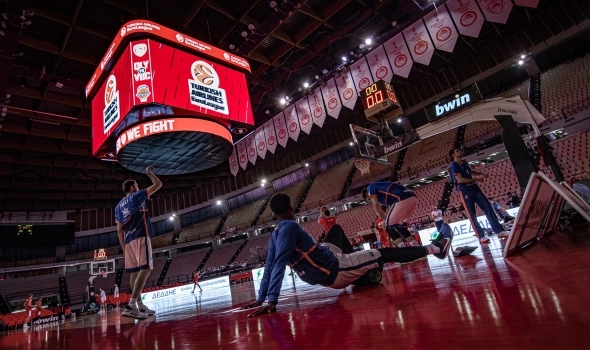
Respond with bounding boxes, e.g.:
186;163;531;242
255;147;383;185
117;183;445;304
503;172;590;257
352;268;383;286
453;246;478;257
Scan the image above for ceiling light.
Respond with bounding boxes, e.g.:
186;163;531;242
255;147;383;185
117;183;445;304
261;179;266;184
365;38;372;45
305;163;309;167
1;22;6;28
229;44;235;50
248;24;255;31
349;141;354;146
1;107;6;112
303;82;309;88
0;30;5;37
398;118;402;123
216;200;222;205
1;13;7;20
285;96;289;100
0;112;5;117
518;60;524;65
241;31;248;37
322;69;328;75
270;1;277;8
169;217;174;221
280;98;286;105
342;56;347;62
520;54;526;59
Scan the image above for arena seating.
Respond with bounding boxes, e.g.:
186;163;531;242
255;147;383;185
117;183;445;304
398;129;457;179
165;249;210;282
259;181;308;224
545;129;590;180
330;205;375;238
541;55;590;124
201;243;242;271
410;180;447;222
0;308;57;329
222;198;267;232
301;161;355;211
232;234;271;263
0;273;59;302
151;233;174;248
178;217;222;243
300;219;324;240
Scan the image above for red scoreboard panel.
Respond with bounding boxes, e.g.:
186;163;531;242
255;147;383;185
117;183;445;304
89;21;253;159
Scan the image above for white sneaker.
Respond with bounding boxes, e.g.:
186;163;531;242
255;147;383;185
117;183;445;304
498;231;510;238
138;304;156;316
122;304;148;320
23;324;29;329
480;236;491;243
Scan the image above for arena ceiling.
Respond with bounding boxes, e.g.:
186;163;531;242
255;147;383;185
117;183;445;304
0;0;589;212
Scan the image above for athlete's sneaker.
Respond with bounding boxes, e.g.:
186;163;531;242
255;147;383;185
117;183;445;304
138;304;156;316
453;246;478;257
122;304;148;320
431;237;452;259
480;236;491;243
497;231;510;239
23;323;29;329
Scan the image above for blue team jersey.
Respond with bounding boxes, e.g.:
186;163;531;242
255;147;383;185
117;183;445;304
114;189;154;244
366;182;415;206
492;202;508;219
449;160;474;191
257;220;338;304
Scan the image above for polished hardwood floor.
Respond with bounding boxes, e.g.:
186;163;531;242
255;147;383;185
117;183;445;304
2;226;590;349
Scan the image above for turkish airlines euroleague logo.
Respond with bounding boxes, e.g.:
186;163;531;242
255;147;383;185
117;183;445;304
188;60;229;115
103;75;120;134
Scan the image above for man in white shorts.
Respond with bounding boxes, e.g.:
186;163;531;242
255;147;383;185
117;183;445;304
431;205;444;231
113;284;120;310
99;288;107;314
115;166;162;320
241;193;452;317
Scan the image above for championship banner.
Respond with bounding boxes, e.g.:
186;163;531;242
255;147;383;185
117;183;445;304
246;133;257;165
446;0;485;38
367;46;394;84
321;78;342;119
514;0;539;8
336;70;357;110
349;57;374;96
263;119;277;154
255;127;267;159
284;104;301;142
403;19;435;66
273;112;289;148
237;139;248;170
229;145;239;176
477;0;513;24
424;6;459;53
295;98;313;135
383;32;414;78
309;87;327;127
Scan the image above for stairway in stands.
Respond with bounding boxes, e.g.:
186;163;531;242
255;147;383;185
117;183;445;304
223;239;249;272
295;176;315;213
339;164;359;200
156;259;172;286
197;249;213;271
251;197;270;226
214;217;227;236
390;148;408;182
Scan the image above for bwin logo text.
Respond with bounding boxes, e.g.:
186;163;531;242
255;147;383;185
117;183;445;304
435;94;471;116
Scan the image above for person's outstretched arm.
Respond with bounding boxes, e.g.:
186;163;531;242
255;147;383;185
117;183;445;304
145;166;162;197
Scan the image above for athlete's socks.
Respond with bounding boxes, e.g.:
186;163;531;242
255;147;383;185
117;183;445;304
424;244;440;255
408;240;420;247
129;298;137;306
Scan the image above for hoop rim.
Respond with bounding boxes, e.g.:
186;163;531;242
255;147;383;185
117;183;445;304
354;158;371;175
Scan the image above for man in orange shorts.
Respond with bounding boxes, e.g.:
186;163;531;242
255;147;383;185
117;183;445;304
115;166;162;320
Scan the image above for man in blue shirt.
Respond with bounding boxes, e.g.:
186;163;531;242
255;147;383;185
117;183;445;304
361;182;419;247
115;166;162;319
242;193;452;317
448;148;509;243
489;197;515;223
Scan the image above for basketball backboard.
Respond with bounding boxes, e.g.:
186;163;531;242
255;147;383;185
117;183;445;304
90;259;116;276
350;124;420;164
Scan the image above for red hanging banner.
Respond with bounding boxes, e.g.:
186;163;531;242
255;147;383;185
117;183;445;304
446;0;485;38
424;6;459;53
382;33;414;78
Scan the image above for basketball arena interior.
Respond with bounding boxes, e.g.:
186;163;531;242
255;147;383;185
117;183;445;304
1;0;590;348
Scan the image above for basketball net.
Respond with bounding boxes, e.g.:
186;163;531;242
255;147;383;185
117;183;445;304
101;271;108;279
355;159;371;176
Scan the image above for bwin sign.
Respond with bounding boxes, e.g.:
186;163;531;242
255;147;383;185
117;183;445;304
435;94;471;117
384;141;403;154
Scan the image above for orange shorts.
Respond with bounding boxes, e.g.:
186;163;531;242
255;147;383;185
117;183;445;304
124;236;153;272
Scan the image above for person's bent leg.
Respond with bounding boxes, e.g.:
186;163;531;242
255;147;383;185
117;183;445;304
323;224;354;254
435;220;443;231
377;246;428;263
386;197;418;245
459;189;486;239
474;191;505;233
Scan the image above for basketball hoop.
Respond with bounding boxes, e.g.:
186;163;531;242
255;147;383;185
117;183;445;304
101;271;107;278
355;159;371;176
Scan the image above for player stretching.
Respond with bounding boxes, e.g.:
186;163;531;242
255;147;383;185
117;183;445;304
116;166;162;319
241;193;452;317
361;182;419;247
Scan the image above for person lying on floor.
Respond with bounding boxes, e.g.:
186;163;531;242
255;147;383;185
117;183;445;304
241;192;452;317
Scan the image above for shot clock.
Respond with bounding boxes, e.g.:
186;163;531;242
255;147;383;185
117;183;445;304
359;80;403;122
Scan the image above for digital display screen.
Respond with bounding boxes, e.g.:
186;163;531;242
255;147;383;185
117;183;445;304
424;85;482;121
360;80;399;111
0;223;75;247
